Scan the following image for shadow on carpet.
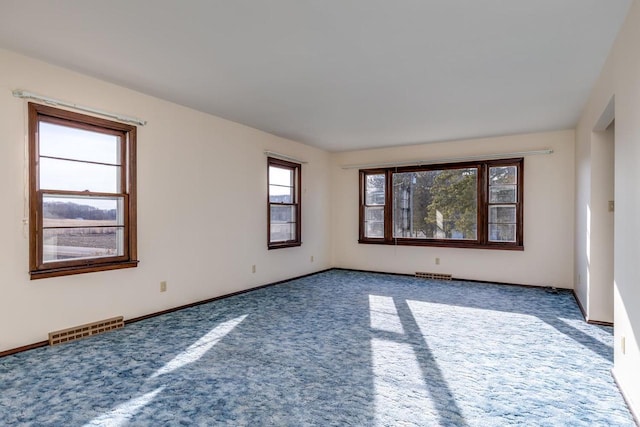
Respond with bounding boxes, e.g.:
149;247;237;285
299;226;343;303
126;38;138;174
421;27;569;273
0;270;634;426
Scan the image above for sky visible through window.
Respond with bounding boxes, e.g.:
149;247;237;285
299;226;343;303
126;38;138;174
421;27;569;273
269;166;292;198
40;122;121;209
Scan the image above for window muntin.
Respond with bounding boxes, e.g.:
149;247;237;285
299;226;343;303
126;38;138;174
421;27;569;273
29;103;138;278
359;159;523;249
268;157;301;249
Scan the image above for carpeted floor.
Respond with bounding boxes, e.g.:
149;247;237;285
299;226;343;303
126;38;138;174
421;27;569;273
0;270;634;426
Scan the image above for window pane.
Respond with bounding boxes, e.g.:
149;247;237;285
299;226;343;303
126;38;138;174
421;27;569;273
365;174;385;205
269;185;293;203
43;195;123;228
269;166;293;187
489;166;518;243
364;206;384;238
365;206;384;221
43;227;124;263
40;157;120;193
269;202;296;242
393;168;477;240
489;166;517;185
270;205;295;223
270;223;296;242
269;165;295;204
489;205;516;224
270;204;297;241
489;185;517;203
489;224;516;242
40;122;121;165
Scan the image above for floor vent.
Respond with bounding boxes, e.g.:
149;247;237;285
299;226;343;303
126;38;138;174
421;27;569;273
48;316;124;346
415;272;453;281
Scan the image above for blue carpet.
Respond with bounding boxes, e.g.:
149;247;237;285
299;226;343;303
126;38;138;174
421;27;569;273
0;270;634;426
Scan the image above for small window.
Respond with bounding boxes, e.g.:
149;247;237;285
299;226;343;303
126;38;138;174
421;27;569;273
361;171;386;239
359;158;523;249
268;157;301;249
488;165;519;242
29;103;138;279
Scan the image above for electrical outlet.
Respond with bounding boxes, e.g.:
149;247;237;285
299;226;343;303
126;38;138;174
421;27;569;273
252;265;256;274
160;281;167;292
435;257;440;265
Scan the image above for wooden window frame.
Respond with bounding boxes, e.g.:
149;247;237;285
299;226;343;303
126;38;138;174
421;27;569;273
359;169;389;242
267;157;302;249
28;103;138;279
358;158;523;250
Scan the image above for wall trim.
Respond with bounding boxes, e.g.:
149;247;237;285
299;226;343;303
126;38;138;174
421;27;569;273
573;290;588;319
334;267;571;291
571;290;614;327
0;340;49;358
587;319;614;327
126;268;332;324
332;267;415;278
0;268;606;358
612;368;640;426
0;268;332;358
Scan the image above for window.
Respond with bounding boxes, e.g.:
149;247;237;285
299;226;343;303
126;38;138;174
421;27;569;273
362;171;386;239
268;157;301;249
488;165;519;243
29;103;138;279
359;158;523;249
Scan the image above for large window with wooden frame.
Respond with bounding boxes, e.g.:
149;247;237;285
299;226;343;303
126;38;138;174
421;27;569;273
359;158;523;249
29;103;138;279
268;157;301;249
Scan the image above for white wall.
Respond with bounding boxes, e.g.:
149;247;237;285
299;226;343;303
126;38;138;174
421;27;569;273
331;130;575;288
576;0;640;415
3;9;638;413
574;112;593;312
575;118;616;324
589;124;615;323
0;48;332;353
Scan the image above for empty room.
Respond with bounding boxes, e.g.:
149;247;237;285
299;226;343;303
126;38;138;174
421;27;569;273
1;1;639;425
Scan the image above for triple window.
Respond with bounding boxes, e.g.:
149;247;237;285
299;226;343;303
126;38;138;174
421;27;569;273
29;103;138;279
360;158;523;249
268;157;301;249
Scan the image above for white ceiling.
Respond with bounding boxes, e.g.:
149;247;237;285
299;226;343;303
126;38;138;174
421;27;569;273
0;1;632;151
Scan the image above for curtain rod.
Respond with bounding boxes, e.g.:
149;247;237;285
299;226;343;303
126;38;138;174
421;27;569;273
12;89;147;126
264;150;308;164
340;149;553;169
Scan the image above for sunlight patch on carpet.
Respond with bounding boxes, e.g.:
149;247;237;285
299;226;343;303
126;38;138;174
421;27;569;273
0;271;633;425
371;338;437;424
369;294;405;334
84;386;165;427
151;315;247;378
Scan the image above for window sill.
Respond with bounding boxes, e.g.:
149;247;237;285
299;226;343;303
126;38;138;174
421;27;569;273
268;242;302;250
30;260;139;280
358;239;523;251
